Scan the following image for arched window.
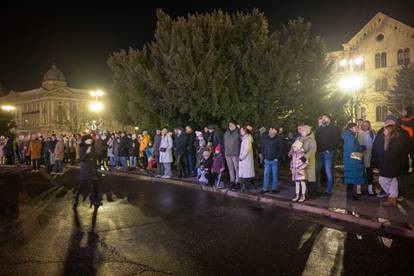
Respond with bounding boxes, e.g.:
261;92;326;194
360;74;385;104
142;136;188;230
404;48;411;65
375;79;381;91
376;106;388;122
381;52;387;67
398;49;404;65
357;107;366;120
381;78;388;91
375;53;381;68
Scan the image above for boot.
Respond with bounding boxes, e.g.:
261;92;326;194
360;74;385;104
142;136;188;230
382;197;397;207
298;182;307;202
292;194;300;202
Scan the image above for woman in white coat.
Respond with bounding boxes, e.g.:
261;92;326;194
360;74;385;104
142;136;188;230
239;127;255;191
159;128;174;178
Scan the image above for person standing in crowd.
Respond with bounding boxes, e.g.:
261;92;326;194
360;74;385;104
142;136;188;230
198;150;213;184
185;126;196;177
224;121;241;189
129;134;139;169
75;134;81;162
342;123;366;200
378;124;404;207
53;135;65;175
297;125;317;198
289;133;308;202
119;132;129;171
159;128;173;178
0;136;5;165
238;127;255;192
106;134;114;168
202;126;210;147
68;135;77;165
139;130;150;169
400;105;414;173
358;120;376;195
207;125;222;149
17;135;26;165
73;134;102;209
211;144;225;187
174;127;187;178
258;127;267;166
94;134;105;170
4;135;15;165
28;134;42;173
153;129;162;177
195;131;207;168
42;137;53;172
261;126;283;194
315;114;341;196
372;115;409;199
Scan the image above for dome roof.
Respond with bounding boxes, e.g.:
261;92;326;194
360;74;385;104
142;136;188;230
43;64;66;82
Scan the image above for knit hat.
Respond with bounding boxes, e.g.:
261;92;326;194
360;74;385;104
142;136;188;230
215;144;221;153
384;115;397;122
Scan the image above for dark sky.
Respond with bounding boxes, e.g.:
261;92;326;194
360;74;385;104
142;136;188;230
1;0;413;92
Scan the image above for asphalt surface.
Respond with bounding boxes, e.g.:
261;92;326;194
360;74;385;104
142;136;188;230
0;167;414;276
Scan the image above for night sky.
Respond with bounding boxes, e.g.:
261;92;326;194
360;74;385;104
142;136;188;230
1;0;413;92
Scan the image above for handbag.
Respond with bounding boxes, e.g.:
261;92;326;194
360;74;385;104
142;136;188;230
159;147;167;153
350;152;363;160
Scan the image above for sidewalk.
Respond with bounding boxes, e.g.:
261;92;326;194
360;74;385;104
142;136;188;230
104;166;414;239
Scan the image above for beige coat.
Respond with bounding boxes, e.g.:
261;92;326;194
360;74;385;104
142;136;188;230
54;140;65;160
299;133;317;182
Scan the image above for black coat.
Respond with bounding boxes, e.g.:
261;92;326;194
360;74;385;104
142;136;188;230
129;139;139;156
119;136;129;157
174;134;187;156
186;132;196;154
262;135;283;161
79;143;96;181
379;137;404;178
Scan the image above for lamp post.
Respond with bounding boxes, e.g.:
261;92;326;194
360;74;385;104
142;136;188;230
88;90;105;132
337;56;365;121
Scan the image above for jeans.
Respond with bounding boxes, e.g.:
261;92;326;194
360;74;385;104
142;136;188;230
262;159;279;191
186;152;195;176
120;156;128;170
225;156;239;183
316;151;334;193
32;159;40;170
55;160;63;173
163;163;172;177
129;156;137;168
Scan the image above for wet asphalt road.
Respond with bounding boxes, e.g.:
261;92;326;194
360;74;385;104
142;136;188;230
0;168;414;276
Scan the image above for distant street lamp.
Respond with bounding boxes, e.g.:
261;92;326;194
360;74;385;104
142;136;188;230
1;105;16;112
88;89;105;132
89;101;104;113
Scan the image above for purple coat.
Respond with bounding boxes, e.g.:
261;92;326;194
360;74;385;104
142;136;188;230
211;153;225;174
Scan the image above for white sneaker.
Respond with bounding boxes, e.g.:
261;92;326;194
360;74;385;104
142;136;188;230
298;195;306;203
161;175;171;179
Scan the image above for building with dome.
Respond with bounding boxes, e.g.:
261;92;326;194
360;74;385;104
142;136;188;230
0;64;112;135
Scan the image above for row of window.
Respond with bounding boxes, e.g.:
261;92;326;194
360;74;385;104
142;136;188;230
375;48;410;68
356;106;388;122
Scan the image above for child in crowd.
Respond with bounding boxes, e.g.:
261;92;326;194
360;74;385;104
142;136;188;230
211;145;225;187
197;150;212;185
289;139;308;202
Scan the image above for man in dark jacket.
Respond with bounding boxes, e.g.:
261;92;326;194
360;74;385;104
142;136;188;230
224;121;241;188
207;125;222;148
315;114;341;195
174;128;187;178
118;132;129;171
153;129;162;176
372;115;410;198
128;134;139;169
185;126;196;177
261;127;283;194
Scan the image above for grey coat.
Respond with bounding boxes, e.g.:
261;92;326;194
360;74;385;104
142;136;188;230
224;129;241;157
299;133;317;182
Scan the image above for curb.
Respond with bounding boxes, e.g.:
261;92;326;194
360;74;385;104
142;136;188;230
109;170;414;240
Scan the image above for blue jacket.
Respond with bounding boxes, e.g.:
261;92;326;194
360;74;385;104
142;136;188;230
342;130;366;185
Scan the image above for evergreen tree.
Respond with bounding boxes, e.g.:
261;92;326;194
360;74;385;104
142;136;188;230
108;9;345;131
391;64;414;111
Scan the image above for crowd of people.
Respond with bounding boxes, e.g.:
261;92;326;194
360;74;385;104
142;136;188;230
1;105;413;208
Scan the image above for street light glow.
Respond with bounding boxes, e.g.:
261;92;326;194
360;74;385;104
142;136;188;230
339;59;347;67
338;74;364;92
90;89;105;97
354;56;364;65
1;105;16;111
89;101;104;113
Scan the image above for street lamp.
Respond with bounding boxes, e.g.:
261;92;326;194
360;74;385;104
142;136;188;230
338;74;365;121
1;105;16;112
89;101;104;113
